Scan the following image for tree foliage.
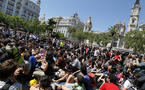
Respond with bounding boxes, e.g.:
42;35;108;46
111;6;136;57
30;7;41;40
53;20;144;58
0;12;52;35
68;26;76;33
71;28;87;42
68;26;113;46
47;18;57;33
109;26;120;40
124;30;145;53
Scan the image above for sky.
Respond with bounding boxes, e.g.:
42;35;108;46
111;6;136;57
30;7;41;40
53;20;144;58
31;0;145;32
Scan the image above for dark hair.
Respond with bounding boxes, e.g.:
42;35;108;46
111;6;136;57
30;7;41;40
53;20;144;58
39;76;51;89
97;61;102;69
109;68;116;75
77;75;84;86
0;59;17;80
24;52;30;60
108;74;118;85
81;64;87;75
123;72;129;79
3;39;11;46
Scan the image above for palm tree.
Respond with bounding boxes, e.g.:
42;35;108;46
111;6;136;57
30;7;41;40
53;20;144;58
109;26;120;40
109;26;120;49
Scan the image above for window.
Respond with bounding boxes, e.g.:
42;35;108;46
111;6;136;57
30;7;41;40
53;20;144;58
8;1;15;6
6;10;12;15
7;6;13;11
130;25;135;28
0;0;4;2
25;2;28;5
132;18;136;23
0;3;2;7
16;6;21;9
15;10;19;14
11;0;15;2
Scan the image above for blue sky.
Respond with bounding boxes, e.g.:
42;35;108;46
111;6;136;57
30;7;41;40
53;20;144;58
32;0;145;32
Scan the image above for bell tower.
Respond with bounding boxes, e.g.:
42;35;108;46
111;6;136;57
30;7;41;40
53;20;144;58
127;0;141;32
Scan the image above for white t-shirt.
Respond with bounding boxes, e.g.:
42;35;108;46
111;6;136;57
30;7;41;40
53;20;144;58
123;80;133;90
94;50;99;56
0;81;6;89
72;59;81;69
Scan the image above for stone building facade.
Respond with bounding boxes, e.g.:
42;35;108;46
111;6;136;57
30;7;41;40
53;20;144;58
0;0;40;20
51;13;92;37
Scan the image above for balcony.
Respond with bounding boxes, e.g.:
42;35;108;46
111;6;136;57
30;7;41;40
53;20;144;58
6;10;13;16
0;3;2;7
17;2;21;4
16;6;21;9
8;1;15;7
10;0;15;2
16;2;22;7
15;10;19;14
7;6;13;11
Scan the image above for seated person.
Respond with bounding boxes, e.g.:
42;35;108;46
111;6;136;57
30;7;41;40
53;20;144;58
55;75;86;90
30;76;52;90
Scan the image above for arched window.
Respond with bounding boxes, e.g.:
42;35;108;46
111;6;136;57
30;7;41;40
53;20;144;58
132;18;136;23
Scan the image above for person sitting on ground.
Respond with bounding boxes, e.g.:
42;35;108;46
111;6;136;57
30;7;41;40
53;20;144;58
0;59;23;90
80;64;93;90
100;74;119;90
30;76;52;90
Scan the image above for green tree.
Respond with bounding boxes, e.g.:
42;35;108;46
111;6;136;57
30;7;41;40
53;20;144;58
57;32;66;40
0;11;49;35
87;32;95;43
71;28;87;42
9;16;27;29
0;12;6;23
27;18;41;34
47;18;57;36
94;34;101;45
68;26;76;33
124;30;145;53
109;26;120;40
99;33;112;46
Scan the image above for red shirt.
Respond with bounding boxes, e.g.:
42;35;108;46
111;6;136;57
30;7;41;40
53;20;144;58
114;55;119;59
109;52;111;57
100;83;119;90
113;55;120;64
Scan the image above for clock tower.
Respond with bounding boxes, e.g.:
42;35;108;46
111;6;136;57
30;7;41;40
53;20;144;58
127;0;141;32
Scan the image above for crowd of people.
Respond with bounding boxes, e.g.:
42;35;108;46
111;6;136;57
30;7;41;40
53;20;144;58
0;24;145;90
